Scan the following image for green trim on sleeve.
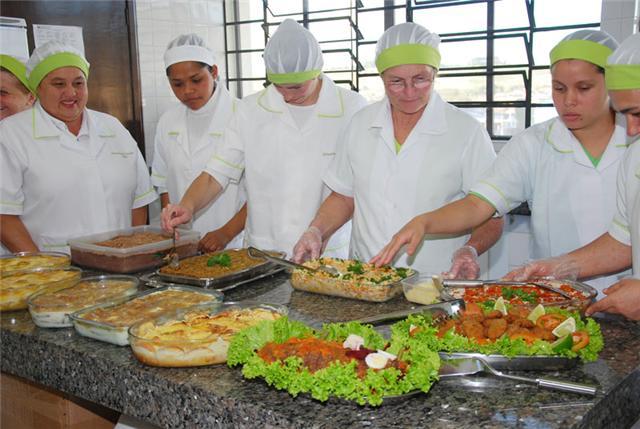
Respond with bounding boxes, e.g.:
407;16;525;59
612;218;630;233
0;200;23;207
376;44;441;73
605;64;640;90
549;40;613;68
134;188;155;202
211;155;243;170
152;173;166;180
468;191;498;211
474;180;510;209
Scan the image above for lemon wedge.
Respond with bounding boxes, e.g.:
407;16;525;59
552;316;576;338
527;304;545;323
551;335;574;352
494;296;507;315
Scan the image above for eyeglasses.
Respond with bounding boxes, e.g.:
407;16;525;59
383;75;434;92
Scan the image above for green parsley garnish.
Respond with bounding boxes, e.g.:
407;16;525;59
207;252;232;267
347;261;365;275
502;287;538;303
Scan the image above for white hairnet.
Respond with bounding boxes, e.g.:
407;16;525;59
375;22;441;73
606;32;640;90
26;41;89;91
164;33;215;69
550;29;618;67
264;19;323;84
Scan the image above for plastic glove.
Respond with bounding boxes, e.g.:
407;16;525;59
199;229;230;253
292;226;323;263
443;245;480;279
502;254;580;282
160;203;192;235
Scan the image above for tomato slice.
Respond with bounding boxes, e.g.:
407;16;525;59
571;331;590;352
535;313;565;330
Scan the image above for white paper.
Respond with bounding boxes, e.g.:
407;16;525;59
0;17;29;60
33;24;85;56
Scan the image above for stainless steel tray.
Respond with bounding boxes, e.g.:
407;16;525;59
153;249;286;288
140;265;286;291
437;352;578;371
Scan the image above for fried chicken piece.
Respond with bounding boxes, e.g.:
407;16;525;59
485;318;507;340
462;319;486;340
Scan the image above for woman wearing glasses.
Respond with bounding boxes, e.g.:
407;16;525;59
372;30;629;296
292;22;502;278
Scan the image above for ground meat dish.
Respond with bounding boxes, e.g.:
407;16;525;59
159;249;265;279
95;232;168;248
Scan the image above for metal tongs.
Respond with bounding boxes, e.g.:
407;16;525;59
442;279;573;299
247;247;340;276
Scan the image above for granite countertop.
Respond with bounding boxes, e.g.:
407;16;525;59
2;272;639;429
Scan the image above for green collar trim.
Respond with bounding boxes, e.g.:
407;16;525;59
580;145;601;167
376;44;441;73
544;121;573;154
28;52;89;92
605;64;640;90
550;39;613;68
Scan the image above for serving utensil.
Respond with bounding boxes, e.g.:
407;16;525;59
438;355;596;395
247;247;340;276
164;215;179;269
442;279;573;299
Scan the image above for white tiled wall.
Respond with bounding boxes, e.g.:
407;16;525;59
135;0;227;168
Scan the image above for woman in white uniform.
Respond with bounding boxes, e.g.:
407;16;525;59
0;42;157;254
373;30;629;294
161;19;367;257
293;22;502;276
0;54;35;119
152;34;245;251
498;32;639;320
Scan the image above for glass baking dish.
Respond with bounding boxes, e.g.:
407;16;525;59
0;251;71;275
290;258;417;302
0;266;82;311
68;225;200;273
69;285;223;346
28;275;140;328
129;302;288;367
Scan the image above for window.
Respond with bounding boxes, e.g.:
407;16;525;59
224;0;603;139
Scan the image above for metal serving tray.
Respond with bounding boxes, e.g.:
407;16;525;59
153;249;286;289
69;285;223;346
351;298;579;371
140;265;285;291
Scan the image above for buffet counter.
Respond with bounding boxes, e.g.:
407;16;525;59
2;272;639;429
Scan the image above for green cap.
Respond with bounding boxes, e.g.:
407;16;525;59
605;65;640;90
0;54;33;93
27;52;89;92
549;39;614;68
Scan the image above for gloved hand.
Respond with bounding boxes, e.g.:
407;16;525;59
443;245;480;279
502;254;580;282
292;226;323;263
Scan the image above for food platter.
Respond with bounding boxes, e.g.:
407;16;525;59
153;249;286;289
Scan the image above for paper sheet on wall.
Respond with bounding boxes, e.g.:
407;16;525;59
0;17;29;60
33;24;85;56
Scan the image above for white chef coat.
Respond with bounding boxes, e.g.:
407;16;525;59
608;135;640;277
471;116;630;295
205;74;367;257
324;91;496;274
151;84;245;248
0;102;158;254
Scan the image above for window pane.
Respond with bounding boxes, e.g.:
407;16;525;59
227;0;264;22
308;0;354;13
534;0;602;27
494;36;528;66
327;71;358;83
226;52;265;79
460;107;486;128
493;107;525;136
242;80;266;96
226;22;266;51
323;50;357;71
493;73;526;101
358;75;384;102
357;10;384;42
436;75;486;102
413;3;487;35
531;69;552;104
309;18;353;42
532;106;557;124
532;29;583;66
440;40;486;68
359;44;377;73
265;1;304;17
495;0;530;30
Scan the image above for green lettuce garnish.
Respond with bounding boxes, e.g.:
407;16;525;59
227;317;440;406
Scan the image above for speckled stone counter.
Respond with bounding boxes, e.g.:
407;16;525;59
2;272;639;429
